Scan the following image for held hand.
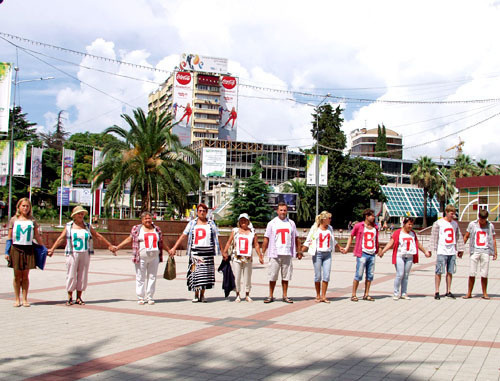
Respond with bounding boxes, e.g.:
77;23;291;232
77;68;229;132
168;248;176;256
108;246;117;256
457;251;464;259
47;249;54;257
222;253;229;261
4;254;9;261
340;247;347;254
493;253;497;261
425;251;431;258
297;252;303;260
258;254;264;265
378;252;384;258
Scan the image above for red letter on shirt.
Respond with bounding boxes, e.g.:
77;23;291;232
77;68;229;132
476;231;487;247
144;233;158;249
238;237;249;254
363;232;375;250
276;229;290;244
195;228;207;245
444;228;454;244
319;232;330;249
403;237;413;251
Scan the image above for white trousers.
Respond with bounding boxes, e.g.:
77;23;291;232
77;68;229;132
135;254;160;300
231;261;252;293
66;252;91;292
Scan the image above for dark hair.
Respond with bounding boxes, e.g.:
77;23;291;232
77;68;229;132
479;209;489;219
403;217;415;225
277;202;288;209
362;209;374;219
197;203;208;212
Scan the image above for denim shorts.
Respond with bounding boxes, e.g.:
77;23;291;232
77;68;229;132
435;254;456;275
354;252;376;281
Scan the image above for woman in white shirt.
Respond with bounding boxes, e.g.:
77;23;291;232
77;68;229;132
223;213;264;302
302;211;344;303
49;206;115;306
379;217;430;300
5;198;47;307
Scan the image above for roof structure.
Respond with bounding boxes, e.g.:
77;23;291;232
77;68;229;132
381;186;440;217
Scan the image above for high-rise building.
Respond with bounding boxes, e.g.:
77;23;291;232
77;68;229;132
148;54;238;146
349;127;403;159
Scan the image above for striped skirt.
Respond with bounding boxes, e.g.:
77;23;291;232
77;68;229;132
187;247;215;291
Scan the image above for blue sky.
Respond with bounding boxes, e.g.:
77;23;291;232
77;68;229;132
1;0;500;162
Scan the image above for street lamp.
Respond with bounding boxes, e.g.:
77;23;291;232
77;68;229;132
7;67;55;221
436;168;448;212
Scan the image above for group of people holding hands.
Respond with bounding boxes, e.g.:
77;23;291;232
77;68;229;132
4;199;497;308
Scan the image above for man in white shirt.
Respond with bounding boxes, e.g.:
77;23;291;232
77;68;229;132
463;209;497;299
262;203;302;304
429;205;464;300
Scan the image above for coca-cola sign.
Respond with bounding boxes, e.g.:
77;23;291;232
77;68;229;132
176;72;191;85
221;76;237;90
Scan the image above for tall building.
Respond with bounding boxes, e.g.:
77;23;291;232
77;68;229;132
148;54;238;146
349;127;403;159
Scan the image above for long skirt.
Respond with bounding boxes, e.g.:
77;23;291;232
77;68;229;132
187;248;215;291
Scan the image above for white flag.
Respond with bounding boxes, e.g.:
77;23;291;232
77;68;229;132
31;147;43;188
62;148;76;187
13;141;27;176
0;140;9;176
0;62;13;134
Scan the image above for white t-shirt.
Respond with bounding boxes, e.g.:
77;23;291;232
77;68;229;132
437;218;457;256
397;231;416;256
316;229;336;252
236;231;254;257
192;224;211;248
12;220;34;245
138;227;160;256
361;226;377;255
274;219;293;255
72;229;90;253
467;221;495;254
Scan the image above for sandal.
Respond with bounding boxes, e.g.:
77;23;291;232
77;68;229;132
283;297;293;304
66;299;73;306
75;298;85;305
13;302;21;308
363;296;375;301
315;297;321;303
263;297;274;304
321;298;331;304
22;302;31;307
351;296;359;302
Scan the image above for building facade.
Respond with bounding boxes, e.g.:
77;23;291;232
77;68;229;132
456;175;500;222
350;127;403;159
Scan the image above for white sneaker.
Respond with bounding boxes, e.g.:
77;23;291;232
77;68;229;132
147;299;155;305
245;296;253;303
192;297;199;303
393;295;399;300
235;296;241;303
138;299;145;305
401;294;411;300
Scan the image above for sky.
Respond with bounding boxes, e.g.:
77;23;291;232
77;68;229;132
1;0;500;163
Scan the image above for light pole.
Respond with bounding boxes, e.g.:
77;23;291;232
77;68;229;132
436;168;448;212
315;94;330;216
7;68;54;221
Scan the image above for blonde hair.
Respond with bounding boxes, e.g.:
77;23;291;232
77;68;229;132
315;211;332;227
15;197;34;220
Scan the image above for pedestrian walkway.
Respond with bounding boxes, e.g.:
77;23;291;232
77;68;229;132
1;248;499;380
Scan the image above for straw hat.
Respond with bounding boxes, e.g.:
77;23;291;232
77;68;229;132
71;205;88;218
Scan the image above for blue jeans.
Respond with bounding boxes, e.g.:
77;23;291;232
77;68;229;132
312;251;332;282
354;253;376;281
394;255;413;296
435;255;456;275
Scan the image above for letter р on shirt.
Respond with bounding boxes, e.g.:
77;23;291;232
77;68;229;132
274;219;293;255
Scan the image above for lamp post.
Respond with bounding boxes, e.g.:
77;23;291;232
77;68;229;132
7;68;54;221
436;168;447;213
315;94;330;216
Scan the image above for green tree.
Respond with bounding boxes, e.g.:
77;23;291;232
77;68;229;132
240;157;272;224
39;110;69;150
282;178;314;225
452;154;477;178
92;108;201;212
410;156;438;227
375;124;388;157
475;159;497;176
228;179;246;226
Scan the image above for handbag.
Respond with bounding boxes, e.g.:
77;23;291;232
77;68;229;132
163;256;176;280
34;243;48;270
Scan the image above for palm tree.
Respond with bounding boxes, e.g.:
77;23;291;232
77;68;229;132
283;178;313;224
452;154;477;178
410;156;438;228
92;108;200;213
475;159;497;176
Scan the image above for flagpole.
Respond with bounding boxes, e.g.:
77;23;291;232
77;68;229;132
29;145;33;202
90;148;94;227
57;148;64;228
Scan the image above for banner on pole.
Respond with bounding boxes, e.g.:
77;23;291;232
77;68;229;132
62;148;75;187
0;140;9;176
92;149;103;189
57;187;70;206
0;62;13;134
13;141;27;176
306;154;328;186
31;147;43;188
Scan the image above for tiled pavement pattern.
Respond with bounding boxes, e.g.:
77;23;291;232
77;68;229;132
1;245;500;380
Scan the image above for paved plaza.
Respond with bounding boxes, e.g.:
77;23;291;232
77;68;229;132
1;243;500;380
